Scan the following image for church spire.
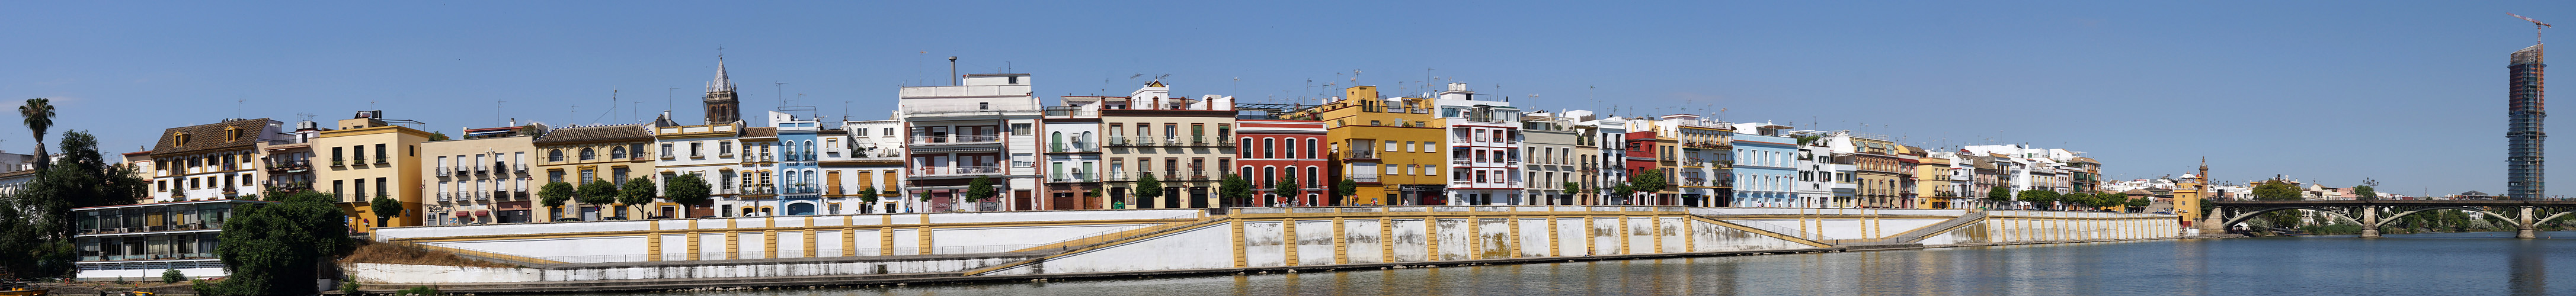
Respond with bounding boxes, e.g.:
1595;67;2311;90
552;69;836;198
702;53;743;124
708;55;736;94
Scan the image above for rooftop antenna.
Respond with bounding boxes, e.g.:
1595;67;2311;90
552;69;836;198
774;82;791;108
667;87;678;112
495;101;505;126
2510;13;2551;45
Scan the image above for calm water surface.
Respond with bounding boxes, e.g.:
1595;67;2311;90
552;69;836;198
570;231;2576;295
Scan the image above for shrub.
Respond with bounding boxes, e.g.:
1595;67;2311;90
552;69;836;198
162;268;184;284
396;285;441;295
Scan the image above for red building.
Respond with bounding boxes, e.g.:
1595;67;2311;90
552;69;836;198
1236;119;1329;206
1623;130;1660;205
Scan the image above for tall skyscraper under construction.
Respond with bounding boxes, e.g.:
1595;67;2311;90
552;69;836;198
2508;44;2546;200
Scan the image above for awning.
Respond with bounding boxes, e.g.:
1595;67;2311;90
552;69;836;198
475;210;490;216
452;211;469;217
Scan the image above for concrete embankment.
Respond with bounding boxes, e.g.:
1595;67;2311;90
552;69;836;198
349;207;2179;294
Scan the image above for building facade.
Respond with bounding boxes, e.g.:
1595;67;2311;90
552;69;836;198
1432;84;1522;205
149;118;283;202
421;124;539;225
899;73;1041;212
313;111;432;233
532;124;657;220
72;199;277;279
1237;118;1327;207
1729;123;1799;207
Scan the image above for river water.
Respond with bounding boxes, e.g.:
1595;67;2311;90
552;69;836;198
569;231;2576;295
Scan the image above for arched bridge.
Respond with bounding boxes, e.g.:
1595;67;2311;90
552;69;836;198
2207;200;2576;239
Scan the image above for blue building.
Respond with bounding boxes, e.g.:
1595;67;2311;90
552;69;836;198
1730;123;1800;207
770;111;824;215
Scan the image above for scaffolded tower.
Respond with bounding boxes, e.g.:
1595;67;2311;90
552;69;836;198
2508;44;2546;200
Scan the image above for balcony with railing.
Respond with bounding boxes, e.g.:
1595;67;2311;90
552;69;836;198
264;160;309;173
474;165;490;175
911;134;1003;145
1352;175;1380;183
436;166;453;176
1104;170;1131;181
451;165;469;175
783;185;818;195
1049;173;1093;182
1343;150;1378;160
331;159;346;168
914;166;1003;176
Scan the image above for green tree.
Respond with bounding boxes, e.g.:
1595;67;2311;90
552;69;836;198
1134;173;1164;207
369;194;402;226
203;191;355;295
1218;173;1252;207
0;131;147;278
1987;186;2011;200
664;173;712;208
619;176;658;218
1275;175;1304;206
2353;185;2377;201
1333;177;1358;205
426;131;452;141
20;98;52;172
2252;180;2302;201
965;175;997;202
1608;181;1636;202
537;181;575;214
855;185;879;203
2018;189;2059;210
577;179;618;210
2123;195;2152;212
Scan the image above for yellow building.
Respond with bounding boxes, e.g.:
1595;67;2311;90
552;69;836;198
312;111;433;233
531;124;659;221
1911;147;1959;209
2175;159;2210;230
1284;86;1444;205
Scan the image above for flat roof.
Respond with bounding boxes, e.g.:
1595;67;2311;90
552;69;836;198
74;198;276;211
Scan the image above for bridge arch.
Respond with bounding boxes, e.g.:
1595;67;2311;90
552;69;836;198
2218;206;2360;229
2375;207;2515;228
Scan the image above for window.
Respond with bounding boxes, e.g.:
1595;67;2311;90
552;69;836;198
1384;140;1397;152
580;148;596;160
548;150;565;162
719;141;734;156
691;143;704;157
1305;139;1318;159
1011;123;1032;135
611;147;628;159
661;144;674;158
1426;165;1438;176
353;145;366;162
375;144;387;162
978;102;991;110
1263;139;1276;159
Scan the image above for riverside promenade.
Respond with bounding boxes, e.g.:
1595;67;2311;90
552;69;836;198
351;207;2178;294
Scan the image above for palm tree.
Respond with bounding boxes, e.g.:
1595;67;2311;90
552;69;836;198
20;98;52;170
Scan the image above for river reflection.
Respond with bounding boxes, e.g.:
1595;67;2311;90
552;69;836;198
564;231;2576;295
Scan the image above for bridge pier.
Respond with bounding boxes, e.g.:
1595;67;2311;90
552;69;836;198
2359;207;2380;239
2519;207;2538;239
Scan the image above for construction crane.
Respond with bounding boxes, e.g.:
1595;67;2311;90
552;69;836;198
2510;12;2551;44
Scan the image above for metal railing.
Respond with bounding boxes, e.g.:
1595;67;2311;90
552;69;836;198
915;166;1003;176
911;134;1003;144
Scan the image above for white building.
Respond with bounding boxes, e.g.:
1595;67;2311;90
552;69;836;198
898;73;1043;211
828;117;910;213
1432;83;1524;205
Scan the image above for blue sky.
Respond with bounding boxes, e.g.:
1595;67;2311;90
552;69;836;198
4;1;2570;197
